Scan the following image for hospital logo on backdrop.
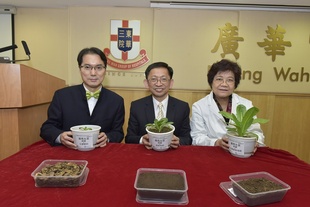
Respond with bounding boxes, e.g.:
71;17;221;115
104;20;149;70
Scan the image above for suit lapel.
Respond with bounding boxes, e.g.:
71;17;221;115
78;84;87;100
90;85;105;116
145;95;155;123
207;92;224;119
166;97;175;121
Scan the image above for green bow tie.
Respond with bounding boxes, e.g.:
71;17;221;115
86;90;100;100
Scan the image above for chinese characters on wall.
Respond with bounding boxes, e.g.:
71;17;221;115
210;23;309;86
211;23;292;62
211;23;244;60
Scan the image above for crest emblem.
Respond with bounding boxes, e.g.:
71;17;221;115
104;20;149;69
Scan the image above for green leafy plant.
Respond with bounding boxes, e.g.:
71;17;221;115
79;126;92;131
219;104;269;138
146;118;174;133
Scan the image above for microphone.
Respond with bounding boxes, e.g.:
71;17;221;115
0;44;18;53
21;40;31;56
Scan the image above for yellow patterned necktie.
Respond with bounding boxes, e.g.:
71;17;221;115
157;102;164;120
86;90;100;100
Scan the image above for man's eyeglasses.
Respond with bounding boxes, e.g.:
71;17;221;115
80;64;106;71
148;77;170;84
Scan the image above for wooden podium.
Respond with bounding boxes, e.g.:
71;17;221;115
0;64;66;160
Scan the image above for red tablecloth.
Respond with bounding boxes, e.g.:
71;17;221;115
0;141;309;207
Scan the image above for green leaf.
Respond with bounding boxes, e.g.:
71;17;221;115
219;111;234;119
218;104;268;137
231;114;241;126
145;118;174;133
236;104;246;122
253;118;269;124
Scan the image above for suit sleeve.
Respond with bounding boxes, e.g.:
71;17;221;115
125;103;143;144
40;92;65;146
105;97;125;143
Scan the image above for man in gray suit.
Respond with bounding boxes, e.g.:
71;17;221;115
40;47;124;149
125;62;192;149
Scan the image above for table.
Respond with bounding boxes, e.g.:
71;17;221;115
1;141;309;207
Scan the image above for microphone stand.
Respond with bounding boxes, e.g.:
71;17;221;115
0;41;31;63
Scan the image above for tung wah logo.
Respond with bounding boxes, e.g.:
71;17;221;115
104;20;149;70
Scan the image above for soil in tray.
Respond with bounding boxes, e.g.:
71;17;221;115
237;177;284;193
136;172;185;190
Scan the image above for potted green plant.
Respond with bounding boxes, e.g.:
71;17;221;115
145;118;175;151
219;104;269;158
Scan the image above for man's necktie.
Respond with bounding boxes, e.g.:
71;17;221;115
157;102;164;120
86;90;100;100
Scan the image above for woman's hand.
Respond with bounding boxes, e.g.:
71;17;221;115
252;142;259;155
215;136;229;151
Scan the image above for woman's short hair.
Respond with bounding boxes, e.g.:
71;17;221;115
207;59;241;88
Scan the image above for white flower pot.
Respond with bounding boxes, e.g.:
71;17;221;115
227;132;257;158
70;125;101;151
146;125;175;151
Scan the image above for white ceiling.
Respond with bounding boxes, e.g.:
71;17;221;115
1;0;310;9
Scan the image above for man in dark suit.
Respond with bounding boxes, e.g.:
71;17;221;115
40;47;124;149
125;62;192;149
